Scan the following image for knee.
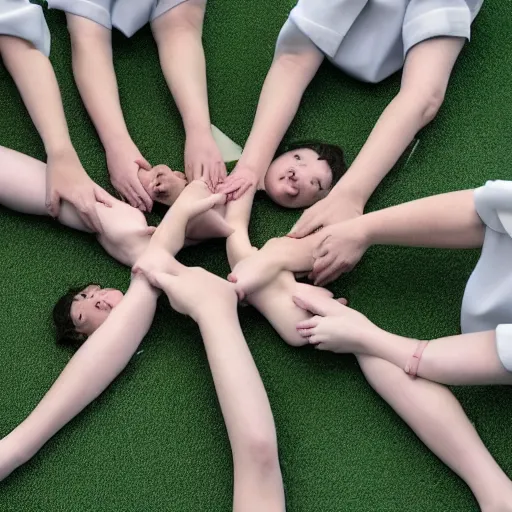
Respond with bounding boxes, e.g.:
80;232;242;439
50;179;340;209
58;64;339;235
399;85;446;126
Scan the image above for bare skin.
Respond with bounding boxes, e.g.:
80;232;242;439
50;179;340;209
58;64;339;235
0;178;224;482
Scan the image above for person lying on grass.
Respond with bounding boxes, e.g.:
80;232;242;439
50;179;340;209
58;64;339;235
0;145;233;346
138;141;346;210
227;180;512;510
0;203;286;512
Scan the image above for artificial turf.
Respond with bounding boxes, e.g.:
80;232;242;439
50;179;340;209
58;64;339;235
1;1;512;510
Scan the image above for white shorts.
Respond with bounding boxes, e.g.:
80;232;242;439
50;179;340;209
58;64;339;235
0;0;51;56
276;0;484;83
47;0;194;38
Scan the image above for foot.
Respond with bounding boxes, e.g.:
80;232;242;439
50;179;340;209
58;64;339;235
137;164;187;206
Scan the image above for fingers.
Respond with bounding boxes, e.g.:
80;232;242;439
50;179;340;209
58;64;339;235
78;203;101;233
134;268;176;291
146;226;157;235
296;316;320;330
309;253;335;283
46;189;61;219
131;175;153;212
227;273;238;283
292;292;332;317
135;157;151;171
314;262;343;287
94;186;115;208
337;297;348;306
289;214;321;239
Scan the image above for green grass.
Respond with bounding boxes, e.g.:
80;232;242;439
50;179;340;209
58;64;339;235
1;2;512;510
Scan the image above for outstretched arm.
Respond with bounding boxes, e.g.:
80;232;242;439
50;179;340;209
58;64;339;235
220;35;323;198
309;188;485;285
0;274;158;481
294;292;512;386
0;35;114;231
65;14;153;211
139;266;285;511
152;1;226;188
197;305;285;511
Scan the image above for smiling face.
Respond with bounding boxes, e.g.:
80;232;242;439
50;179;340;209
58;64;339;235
137;164;187;205
70;285;124;336
264;148;333;208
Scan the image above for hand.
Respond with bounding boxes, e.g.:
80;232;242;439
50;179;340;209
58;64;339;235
227;239;284;299
135;265;239;322
293;290;376;354
288;192;363;238
46;149;115;233
216;163;259;201
172;179;226;220
106;141;153;212
309;219;369;286
184;131;227;191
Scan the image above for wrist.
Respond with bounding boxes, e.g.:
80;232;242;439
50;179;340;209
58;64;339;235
184;122;212;138
102;132;135;154
330;182;367;213
44;138;75;160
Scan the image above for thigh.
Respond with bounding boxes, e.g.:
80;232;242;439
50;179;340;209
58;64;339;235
401;37;465;96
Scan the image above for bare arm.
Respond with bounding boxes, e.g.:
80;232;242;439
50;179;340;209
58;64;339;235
0;275;158;481
0;36;72;156
197;307;285;511
220;37;323;198
359;189;484;249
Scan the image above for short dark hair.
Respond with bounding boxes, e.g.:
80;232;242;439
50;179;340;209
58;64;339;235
52;285;91;349
276;140;347;188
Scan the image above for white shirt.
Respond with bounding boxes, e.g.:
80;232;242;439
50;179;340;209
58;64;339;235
275;0;483;83
461;181;512;371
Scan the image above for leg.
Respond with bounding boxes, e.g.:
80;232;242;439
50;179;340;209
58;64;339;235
0;145;88;231
358;355;512;511
338;37;465;207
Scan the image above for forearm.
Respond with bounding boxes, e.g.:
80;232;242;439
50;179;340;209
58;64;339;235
154;17;210;135
1;276;158;476
359;190;485;249
333;92;434;207
237;50;323;178
150;209;188;256
67;15;132;150
225;189;257;267
360;329;511;386
197;309;277;453
0;36;73;155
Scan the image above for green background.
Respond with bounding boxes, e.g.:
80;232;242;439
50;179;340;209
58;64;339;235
1;1;511;510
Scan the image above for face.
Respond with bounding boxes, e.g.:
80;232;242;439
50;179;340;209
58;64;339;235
70;285;124;336
264;148;332;208
138;164;187;205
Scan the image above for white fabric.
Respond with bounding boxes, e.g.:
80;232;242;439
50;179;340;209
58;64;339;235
48;0;192;37
0;0;51;56
461;181;512;372
275;0;484;83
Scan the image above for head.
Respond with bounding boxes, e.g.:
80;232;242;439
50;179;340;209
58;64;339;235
138;164;187;205
53;284;124;348
264;142;346;208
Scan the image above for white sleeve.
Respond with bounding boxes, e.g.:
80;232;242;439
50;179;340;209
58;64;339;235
474;180;512;235
0;0;51;56
496;324;512;372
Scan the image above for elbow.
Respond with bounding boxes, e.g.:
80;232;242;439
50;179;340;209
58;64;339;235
237;429;281;476
397;86;446;127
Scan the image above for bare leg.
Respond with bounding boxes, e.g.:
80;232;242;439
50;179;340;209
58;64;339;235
358;355;512;511
0;145;88;231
